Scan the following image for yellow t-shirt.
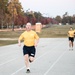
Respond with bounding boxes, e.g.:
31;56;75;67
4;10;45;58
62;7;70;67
68;30;74;37
19;30;39;46
74;29;75;33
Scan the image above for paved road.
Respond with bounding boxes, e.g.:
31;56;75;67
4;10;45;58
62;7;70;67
0;38;75;75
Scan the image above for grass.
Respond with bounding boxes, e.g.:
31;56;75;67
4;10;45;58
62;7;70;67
38;25;75;38
0;40;18;46
0;24;75;46
0;31;23;38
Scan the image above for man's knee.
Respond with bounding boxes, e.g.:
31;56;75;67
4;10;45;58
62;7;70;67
29;57;34;62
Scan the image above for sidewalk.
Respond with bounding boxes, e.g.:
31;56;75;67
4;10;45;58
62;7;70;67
0;38;18;40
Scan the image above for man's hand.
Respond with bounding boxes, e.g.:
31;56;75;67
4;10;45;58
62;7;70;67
34;43;37;47
18;43;21;46
18;39;21;46
34;39;39;47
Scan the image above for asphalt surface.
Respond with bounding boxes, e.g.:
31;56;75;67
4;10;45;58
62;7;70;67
0;38;75;75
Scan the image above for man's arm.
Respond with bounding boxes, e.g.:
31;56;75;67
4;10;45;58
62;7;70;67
18;33;24;46
67;31;69;37
18;39;21;46
35;39;39;47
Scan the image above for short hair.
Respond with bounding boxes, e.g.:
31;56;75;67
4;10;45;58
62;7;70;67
70;27;73;29
26;22;31;26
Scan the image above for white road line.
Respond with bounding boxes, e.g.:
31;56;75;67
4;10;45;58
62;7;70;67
0;51;19;57
11;42;65;75
0;58;17;67
44;48;67;75
0;45;48;67
11;66;25;75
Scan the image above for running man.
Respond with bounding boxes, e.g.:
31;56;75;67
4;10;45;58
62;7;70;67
18;22;39;73
68;27;75;50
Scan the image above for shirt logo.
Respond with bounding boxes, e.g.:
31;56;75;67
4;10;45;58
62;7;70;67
31;53;34;56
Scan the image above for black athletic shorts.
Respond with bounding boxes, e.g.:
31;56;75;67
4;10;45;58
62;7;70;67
23;45;36;57
68;37;74;42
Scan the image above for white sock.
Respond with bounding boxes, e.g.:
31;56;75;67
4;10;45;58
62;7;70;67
27;67;30;69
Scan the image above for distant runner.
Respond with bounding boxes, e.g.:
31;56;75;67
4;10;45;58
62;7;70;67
68;27;75;50
18;22;39;73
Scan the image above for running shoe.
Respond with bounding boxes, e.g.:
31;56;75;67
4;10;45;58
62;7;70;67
69;47;71;50
26;69;30;73
72;47;73;50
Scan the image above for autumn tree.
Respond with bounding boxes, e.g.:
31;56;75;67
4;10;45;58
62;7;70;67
71;15;75;24
7;0;24;30
0;0;8;28
55;16;62;23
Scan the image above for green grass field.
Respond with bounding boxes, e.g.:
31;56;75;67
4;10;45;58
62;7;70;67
39;25;75;38
0;24;75;46
0;40;18;46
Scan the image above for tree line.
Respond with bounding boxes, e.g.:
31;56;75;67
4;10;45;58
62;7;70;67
0;0;75;29
55;12;75;25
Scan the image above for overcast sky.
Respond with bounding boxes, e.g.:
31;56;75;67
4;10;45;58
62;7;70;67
19;0;75;17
